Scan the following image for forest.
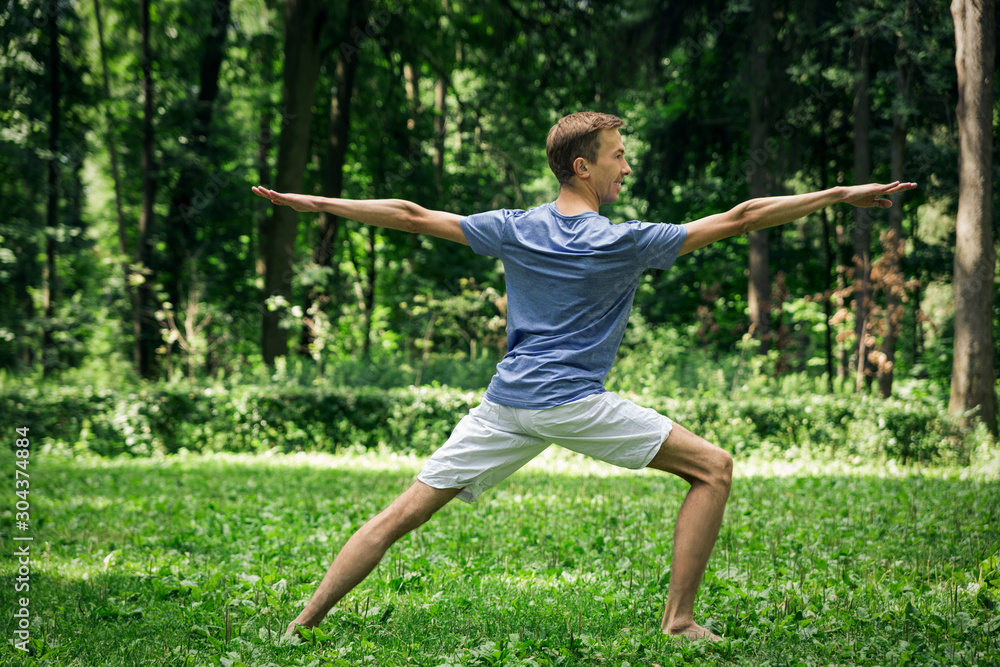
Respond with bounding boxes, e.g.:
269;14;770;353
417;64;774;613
1;1;999;664
1;0;997;441
2;0;998;436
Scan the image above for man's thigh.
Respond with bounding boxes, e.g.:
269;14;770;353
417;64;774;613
418;400;549;503
533;392;671;470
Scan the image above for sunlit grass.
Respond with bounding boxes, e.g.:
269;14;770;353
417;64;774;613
1;446;998;666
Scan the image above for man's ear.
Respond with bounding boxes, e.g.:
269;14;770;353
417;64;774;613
573;157;588;179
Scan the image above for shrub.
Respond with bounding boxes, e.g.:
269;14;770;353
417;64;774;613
1;382;977;463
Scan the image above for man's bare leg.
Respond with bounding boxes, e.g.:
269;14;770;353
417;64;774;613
646;421;733;641
287;480;461;635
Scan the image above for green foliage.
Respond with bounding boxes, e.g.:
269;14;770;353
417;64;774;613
1;374;980;465
1;382;480;457
1;0;985;400
0;450;996;666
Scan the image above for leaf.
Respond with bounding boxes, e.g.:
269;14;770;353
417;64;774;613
986;615;1000;634
379;603;395;624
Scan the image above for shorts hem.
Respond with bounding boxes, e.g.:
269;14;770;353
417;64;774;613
416;472;480;504
635;415;673;469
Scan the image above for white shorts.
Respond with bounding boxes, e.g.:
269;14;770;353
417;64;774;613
417;391;673;503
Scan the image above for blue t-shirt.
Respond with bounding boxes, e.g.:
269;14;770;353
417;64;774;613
461;202;687;409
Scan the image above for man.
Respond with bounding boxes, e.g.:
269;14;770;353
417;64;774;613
252;111;915;641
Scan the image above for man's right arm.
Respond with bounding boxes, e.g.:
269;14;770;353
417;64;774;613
251;186;469;245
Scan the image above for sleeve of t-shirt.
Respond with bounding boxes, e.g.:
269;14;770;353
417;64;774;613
629;221;688;271
459;209;514;258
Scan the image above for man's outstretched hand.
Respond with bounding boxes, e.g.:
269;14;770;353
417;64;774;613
841;181;917;209
252;186;319;212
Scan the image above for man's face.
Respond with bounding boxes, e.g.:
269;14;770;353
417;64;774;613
586;129;632;205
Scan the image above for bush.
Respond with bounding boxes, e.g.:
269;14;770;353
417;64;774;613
1;382;977;463
640;392;968;464
2;384;480;457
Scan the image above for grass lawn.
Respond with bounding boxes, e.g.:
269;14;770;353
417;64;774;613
1;446;998;666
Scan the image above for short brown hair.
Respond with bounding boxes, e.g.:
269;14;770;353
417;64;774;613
546;112;624;185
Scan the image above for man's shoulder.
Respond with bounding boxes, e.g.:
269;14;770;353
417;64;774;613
465;203;571;228
464;206;531;224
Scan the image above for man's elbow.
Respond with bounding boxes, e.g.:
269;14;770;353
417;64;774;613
733;201;756;235
402;201;423;233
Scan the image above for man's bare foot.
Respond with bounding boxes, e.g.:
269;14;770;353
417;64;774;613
285;621;315;638
665;623;722;641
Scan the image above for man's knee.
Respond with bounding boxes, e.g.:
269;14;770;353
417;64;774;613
395;503;437;533
363;507;422;551
373;504;425;542
713;448;733;492
647;423;733;490
693;438;733;493
379;486;453;538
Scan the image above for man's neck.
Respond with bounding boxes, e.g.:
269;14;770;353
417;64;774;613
553;185;600;216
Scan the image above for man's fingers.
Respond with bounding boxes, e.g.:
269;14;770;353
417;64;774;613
253;186;279;199
885;181;917;193
844;181;915;208
252;186;288;207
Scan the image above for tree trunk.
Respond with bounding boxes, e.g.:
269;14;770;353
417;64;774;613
433;77;446;197
949;0;997;435
819;149;835;393
261;0;327;365
301;0;365;353
852;33;873;392
164;0;232;311
347;224;376;358
404;60;420;129
747;0;772;352
877;6;913;399
362;225;376;358
93;0;135;345
835;208;851;381
876;113;907;398
255;34;275;281
136;0;158;378
42;8;60;376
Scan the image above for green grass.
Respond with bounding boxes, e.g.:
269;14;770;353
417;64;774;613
1;447;998;666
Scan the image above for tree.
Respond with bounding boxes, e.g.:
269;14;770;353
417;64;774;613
0;0;93;374
41;4;60;375
747;0;773;352
300;0;367;355
851;29;873;392
260;0;327;365
162;0;233;308
136;0;158;378
93;0;134;366
874;0;914;398
948;0;997;434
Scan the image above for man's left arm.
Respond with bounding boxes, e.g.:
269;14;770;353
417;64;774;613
677;181;916;256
